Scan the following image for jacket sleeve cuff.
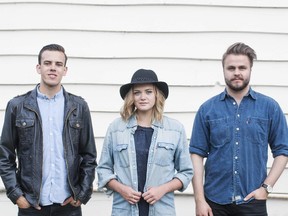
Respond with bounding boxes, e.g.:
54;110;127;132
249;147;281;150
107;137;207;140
77;189;93;205
7;188;23;204
97;174;117;196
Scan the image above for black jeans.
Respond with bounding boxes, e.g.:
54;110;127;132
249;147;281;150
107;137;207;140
206;198;268;216
18;203;82;216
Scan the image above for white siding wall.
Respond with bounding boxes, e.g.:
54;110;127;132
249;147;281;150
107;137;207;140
0;0;288;197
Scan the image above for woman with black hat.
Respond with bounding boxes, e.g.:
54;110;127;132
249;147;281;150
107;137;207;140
96;69;193;216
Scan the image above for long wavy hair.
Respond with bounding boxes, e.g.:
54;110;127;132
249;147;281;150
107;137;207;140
120;84;166;122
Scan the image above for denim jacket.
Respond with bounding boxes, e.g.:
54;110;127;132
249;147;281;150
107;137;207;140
0;85;97;206
97;115;193;216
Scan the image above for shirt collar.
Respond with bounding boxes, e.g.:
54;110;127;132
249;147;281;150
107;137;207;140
127;114;163;129
220;87;256;101
37;84;64;101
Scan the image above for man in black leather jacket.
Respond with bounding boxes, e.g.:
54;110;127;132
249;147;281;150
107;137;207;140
0;44;97;216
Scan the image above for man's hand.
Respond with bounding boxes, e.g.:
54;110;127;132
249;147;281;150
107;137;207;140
62;196;82;207
244;187;268;201
195;199;213;216
16;196;37;209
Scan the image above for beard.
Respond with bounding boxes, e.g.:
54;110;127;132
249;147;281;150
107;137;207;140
225;77;250;92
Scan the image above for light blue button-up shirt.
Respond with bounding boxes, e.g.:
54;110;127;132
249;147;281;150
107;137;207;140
97;115;193;216
189;88;288;205
37;87;70;205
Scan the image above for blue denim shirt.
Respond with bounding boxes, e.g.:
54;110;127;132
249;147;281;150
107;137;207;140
189;88;288;205
97;115;193;216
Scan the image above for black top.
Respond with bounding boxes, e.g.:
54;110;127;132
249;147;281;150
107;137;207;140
134;125;153;216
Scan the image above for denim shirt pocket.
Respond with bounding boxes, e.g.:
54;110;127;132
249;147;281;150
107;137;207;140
154;142;175;167
115;144;130;168
245;117;268;145
16;118;35;154
208;117;232;148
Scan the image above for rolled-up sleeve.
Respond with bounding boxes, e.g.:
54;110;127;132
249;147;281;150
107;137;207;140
96;127;117;196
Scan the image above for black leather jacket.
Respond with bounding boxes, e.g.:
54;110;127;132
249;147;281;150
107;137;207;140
0;85;97;206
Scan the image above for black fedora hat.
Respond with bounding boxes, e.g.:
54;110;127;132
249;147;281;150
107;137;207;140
120;69;169;99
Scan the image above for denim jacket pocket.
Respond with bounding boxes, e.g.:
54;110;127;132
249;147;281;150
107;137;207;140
116;144;130;168
154;142;175;167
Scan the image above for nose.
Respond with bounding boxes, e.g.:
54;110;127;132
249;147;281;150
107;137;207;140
234;68;241;75
140;93;147;100
50;63;56;71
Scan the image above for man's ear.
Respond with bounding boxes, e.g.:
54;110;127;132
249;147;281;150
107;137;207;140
36;64;41;74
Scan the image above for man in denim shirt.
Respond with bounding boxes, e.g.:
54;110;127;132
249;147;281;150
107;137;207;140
189;42;288;216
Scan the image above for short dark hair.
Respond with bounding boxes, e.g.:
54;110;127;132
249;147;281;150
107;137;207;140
222;42;257;68
38;44;68;66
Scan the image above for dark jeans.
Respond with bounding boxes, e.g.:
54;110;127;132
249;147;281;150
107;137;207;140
206;198;268;216
18;203;82;216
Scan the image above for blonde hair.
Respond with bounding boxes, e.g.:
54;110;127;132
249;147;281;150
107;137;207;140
120;85;166;122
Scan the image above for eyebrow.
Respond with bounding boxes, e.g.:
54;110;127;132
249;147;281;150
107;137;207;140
43;60;64;65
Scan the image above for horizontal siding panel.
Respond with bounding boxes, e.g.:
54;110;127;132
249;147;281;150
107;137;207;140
90;112;120;138
268;168;288;195
0;56;223;85
1;0;288;8
1;31;288;61
1;3;288;33
1;56;287;87
250;62;288;86
0;56;39;84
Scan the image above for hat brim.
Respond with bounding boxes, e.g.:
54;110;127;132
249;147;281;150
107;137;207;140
120;81;169;99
